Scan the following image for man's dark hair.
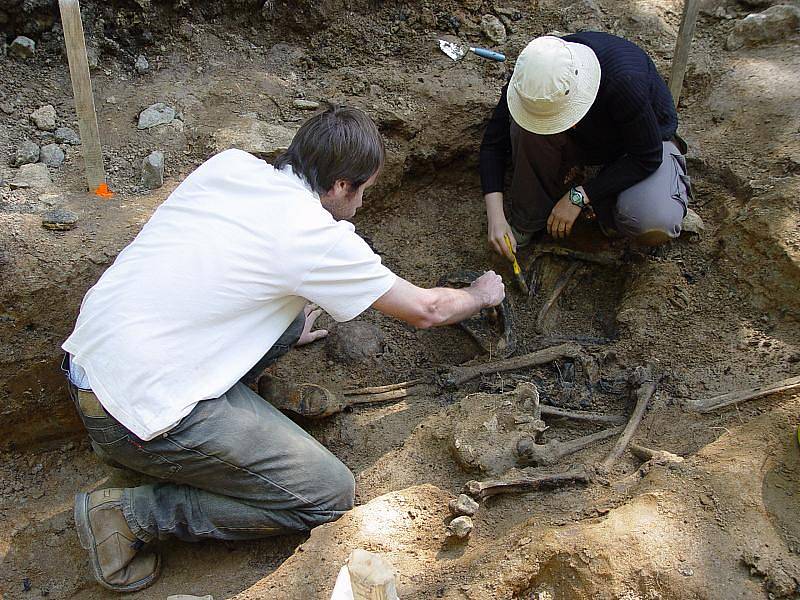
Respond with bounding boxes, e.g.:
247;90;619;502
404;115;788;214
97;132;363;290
274;105;385;196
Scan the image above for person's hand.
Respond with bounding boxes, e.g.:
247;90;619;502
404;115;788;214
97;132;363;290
547;191;583;239
470;270;505;308
297;304;328;346
487;214;516;259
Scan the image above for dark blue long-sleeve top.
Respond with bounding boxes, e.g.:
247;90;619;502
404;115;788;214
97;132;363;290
479;31;678;207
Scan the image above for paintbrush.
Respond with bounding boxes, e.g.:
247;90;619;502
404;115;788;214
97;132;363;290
504;233;529;295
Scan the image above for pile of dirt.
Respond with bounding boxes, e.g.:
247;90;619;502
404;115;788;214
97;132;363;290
1;0;799;598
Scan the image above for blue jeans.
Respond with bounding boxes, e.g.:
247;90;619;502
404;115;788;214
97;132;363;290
68;312;355;542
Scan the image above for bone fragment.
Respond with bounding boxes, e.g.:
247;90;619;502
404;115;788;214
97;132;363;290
629;443;684;464
599;380;656;471
528;245;625;268
463;464;592;501
446;342;583;387
343;379;424;396
540;405;626;425
347;549;399;600
446;516;474;540
517;425;624;467
685;375;800;413
536;262;581;330
344;388;415;405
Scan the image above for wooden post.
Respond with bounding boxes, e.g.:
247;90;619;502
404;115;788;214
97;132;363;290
59;0;107;194
669;0;701;107
347;549;399;600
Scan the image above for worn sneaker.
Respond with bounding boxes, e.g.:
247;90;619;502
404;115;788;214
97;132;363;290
74;488;160;592
258;375;341;418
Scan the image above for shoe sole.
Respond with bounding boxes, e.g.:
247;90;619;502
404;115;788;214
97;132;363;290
74;492;161;593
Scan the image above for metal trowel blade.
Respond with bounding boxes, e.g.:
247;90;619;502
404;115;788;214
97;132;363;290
438;39;466;61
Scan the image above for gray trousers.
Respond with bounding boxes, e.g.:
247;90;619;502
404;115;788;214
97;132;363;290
68;313;355;542
509;123;691;240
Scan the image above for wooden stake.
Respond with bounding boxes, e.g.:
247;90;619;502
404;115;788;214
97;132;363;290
686;375;800;413
347;549;399;600
669;0;701;107
59;0;107;193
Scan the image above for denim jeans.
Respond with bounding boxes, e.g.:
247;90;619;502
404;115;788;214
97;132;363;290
67;312;355;542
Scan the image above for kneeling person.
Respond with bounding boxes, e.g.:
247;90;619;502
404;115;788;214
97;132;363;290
480;32;692;257
64;106;505;592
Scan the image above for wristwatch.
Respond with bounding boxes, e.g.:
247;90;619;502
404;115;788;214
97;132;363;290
569;186;589;209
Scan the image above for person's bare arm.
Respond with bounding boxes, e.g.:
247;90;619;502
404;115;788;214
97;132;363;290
372;271;505;329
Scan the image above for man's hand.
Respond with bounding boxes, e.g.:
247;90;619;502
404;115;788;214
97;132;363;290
469;270;505;308
547;191;583;239
297;304;328;346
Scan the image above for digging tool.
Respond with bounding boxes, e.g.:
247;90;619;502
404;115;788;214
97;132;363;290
504;233;530;295
438;39;506;62
516;425;625;467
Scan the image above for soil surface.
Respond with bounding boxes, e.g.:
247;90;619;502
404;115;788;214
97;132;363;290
1;0;799;598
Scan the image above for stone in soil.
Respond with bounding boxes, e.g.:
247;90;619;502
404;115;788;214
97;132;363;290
481;14;507;44
41;208;78;231
30;105;57;131
141;151;165;189
326;321;386;364
446;515;474;539
449;494;479;517
211;115;298;161
138;103;176;129
9;36;36;59
293;99;320;110
726;5;800;50
39;144;65;168
135;55;150;74
10;163;52;189
13;140;40;167
54;127;80;145
681;208;705;235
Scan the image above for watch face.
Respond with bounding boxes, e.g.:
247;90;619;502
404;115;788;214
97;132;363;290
570;188;585;207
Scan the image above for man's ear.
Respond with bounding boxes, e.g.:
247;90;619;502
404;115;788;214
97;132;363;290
330;179;351;197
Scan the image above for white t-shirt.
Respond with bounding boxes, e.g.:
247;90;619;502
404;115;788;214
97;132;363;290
63;149;396;440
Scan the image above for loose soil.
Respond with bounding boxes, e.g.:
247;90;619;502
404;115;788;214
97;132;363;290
1;0;799;598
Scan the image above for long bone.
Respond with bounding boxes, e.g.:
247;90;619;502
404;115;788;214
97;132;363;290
516;425;625;467
463;465;593;501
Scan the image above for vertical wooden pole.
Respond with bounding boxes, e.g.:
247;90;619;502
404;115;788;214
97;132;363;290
59;0;107;194
669;0;701;107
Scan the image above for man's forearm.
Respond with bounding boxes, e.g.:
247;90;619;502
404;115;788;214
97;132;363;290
485;192;505;222
421;286;489;328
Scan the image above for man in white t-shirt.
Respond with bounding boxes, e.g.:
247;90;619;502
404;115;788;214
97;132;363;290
64;106;505;592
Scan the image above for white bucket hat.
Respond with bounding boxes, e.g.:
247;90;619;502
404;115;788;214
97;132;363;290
507;36;601;135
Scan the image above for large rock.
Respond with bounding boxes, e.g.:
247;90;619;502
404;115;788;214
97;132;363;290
135;54;150;75
211;114;298;161
137;102;176;129
141;150;165;189
480;14;506;44
326;321;385;364
30;105;57;131
9;35;35;58
13;140;40;167
54;127;80;145
726;5;800;50
39;144;65;168
10;163;52;189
